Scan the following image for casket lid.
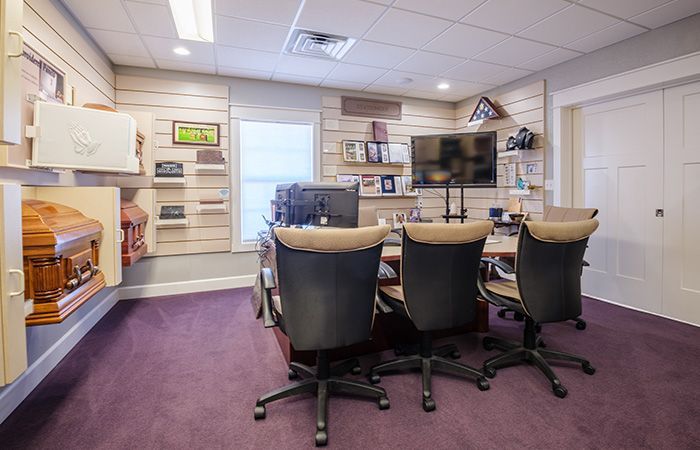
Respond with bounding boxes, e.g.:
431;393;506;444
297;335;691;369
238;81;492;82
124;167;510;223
120;199;148;227
22;199;103;248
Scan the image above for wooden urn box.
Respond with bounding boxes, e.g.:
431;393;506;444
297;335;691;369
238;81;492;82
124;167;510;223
120;199;148;266
22;199;106;326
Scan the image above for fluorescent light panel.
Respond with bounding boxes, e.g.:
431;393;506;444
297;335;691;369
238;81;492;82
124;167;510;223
169;0;214;42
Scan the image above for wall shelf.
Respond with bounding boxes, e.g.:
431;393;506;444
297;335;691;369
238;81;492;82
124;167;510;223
153;177;186;185
194;163;226;172
509;189;532;196
196;203;227;213
156;218;189;227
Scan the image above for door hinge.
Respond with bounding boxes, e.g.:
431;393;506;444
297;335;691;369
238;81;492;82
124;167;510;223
655;209;664;217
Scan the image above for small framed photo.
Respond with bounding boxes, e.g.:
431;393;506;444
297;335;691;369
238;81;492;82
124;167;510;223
393;212;407;227
360;175;381;196
366;141;381;163
401;176;417;196
380;175;398;195
342;140;366;162
379;142;390;163
526;163;537;174
336;174;360;184
173;121;220;146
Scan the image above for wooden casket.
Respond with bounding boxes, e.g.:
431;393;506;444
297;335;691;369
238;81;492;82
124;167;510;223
120;199;148;266
22;199;106;326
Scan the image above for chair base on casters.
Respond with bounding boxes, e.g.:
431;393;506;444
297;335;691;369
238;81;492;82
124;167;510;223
369;332;488;412
255;351;389;447
497;308;586;331
482;319;595;398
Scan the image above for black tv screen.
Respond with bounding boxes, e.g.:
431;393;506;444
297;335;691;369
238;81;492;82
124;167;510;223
411;132;497;187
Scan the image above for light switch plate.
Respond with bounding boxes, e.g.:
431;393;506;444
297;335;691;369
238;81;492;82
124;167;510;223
544;179;554;190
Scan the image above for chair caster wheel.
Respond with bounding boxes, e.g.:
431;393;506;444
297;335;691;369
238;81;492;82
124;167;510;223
351;365;362;375
449;350;461;359
477;377;490;391
254;405;266;420
483;367;496;379
369;374;381;384
422;397;436;412
553;385;568;398
378;396;390;410
497;309;506;318
483;340;495;351
315;430;328;447
288;369;299;380
535;323;542;333
582;362;596;375
576;320;587;330
538;339;547;348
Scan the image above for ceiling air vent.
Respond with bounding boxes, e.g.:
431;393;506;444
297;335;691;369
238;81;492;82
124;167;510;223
285;29;356;61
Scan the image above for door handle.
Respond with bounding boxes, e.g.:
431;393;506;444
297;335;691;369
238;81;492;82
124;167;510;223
8;269;25;297
7;31;24;58
118;229;125;243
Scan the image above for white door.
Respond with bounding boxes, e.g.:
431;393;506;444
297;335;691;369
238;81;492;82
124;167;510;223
573;91;664;313
662;81;700;324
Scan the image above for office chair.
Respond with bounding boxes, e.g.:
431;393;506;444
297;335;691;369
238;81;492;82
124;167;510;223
368;222;494;412
478;219;599;398
495;205;598;331
255;225;391;447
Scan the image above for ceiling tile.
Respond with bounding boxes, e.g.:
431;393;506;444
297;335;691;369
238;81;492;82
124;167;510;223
320;79;369;90
628;0;700;28
215;0;302;25
216;46;279;72
124;1;177;38
88;29;150;57
393;0;485;20
156;59;216;74
565;21;646;53
424;23;508;58
275;55;337;78
108;54;156;68
517;47;581;71
488;67;533;85
441;60;507;82
373;70;435;89
215;16;289;52
518;5;620;46
439;93;469;102
142;36;216;64
462;0;570;34
217;67;272;80
327;63;387;83
297;0;387;38
342;41;415;68
579;0;673;19
364;9;452;48
395;51;463;76
363;85;410;96
272;73;323;86
404;90;443;100
438;79;495;97
473;37;555;66
63;0;135;33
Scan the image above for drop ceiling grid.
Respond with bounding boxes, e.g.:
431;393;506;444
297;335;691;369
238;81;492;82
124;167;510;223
59;0;700;101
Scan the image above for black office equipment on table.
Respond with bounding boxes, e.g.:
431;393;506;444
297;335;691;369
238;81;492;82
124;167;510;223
274;182;359;228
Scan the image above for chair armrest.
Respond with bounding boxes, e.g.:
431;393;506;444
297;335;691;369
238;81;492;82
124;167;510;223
481;257;515;274
378;261;398;279
375;294;394;314
260;268;278;328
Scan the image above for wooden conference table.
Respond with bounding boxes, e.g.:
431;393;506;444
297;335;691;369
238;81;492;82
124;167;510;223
274;235;519;365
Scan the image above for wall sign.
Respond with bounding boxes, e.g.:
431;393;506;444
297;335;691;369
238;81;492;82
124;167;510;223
155;162;184;177
172;121;220;146
341;96;402;120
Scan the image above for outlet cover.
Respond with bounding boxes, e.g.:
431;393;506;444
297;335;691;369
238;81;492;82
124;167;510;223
544;179;554;190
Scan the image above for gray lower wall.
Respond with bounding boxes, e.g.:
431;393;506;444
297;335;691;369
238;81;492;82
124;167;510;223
457;12;700;199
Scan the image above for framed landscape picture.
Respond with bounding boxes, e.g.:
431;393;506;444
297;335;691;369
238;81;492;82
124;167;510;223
173;121;220;146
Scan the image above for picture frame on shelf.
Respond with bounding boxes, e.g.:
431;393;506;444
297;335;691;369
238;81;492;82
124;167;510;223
159;205;186;220
379;142;390;163
401;176;419;196
393;175;404;195
342;140;366;162
360;175;381;196
388;143;405;163
336;174;360;184
372;121;388;142
155;162;184;178
401;143;411;163
366;141;380;163
173;121;220;146
393;212;407;227
526;163;537;174
380;175;398;196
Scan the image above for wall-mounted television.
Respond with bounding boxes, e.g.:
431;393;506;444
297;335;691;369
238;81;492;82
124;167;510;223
411;131;497;187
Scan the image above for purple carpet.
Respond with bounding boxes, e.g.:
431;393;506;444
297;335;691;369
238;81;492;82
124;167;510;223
1;288;698;449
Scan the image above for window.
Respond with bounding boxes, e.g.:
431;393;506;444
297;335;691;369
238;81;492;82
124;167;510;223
239;120;314;242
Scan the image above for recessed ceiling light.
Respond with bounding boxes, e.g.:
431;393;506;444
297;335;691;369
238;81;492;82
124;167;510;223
396;77;413;85
169;0;214;42
173;47;191;56
437;83;450;90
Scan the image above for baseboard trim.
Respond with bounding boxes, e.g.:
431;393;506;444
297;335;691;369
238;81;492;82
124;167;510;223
118;274;256;300
0;289;120;424
584;293;700;328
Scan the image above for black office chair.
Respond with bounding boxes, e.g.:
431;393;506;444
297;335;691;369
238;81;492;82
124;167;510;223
494;206;598;331
255;225;391;447
368;222;494;412
478;219;599;398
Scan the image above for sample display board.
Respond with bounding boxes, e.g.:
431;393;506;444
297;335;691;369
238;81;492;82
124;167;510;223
115;75;231;256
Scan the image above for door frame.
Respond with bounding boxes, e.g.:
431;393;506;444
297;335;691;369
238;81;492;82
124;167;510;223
551;51;700;207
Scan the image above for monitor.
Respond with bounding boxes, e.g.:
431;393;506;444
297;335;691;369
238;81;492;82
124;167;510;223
274;182;359;228
411;131;497;187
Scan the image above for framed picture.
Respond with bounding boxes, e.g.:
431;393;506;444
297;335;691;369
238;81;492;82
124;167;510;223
336;174;360;184
360;175;381;196
380;175;398;195
342;140;366;162
388;143;405;163
22;43;66;105
526;163;537;174
393;212;407;227
401;176;418;196
366;141;381;163
379;143;390;163
173;121;220;146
